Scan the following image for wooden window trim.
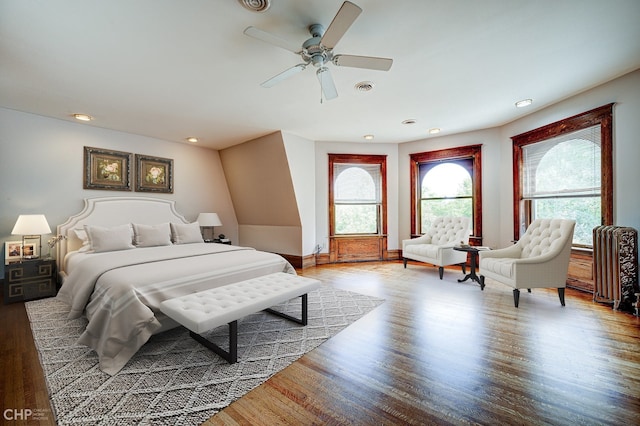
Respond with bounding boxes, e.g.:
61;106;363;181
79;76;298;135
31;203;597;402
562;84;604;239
511;103;614;241
409;145;482;243
329;154;388;237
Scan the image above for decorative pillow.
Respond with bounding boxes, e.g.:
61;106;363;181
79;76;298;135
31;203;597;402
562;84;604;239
170;222;204;244
132;223;172;247
73;228;92;252
84;224;135;253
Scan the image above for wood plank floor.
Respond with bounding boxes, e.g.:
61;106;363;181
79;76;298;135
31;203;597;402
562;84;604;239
2;260;639;425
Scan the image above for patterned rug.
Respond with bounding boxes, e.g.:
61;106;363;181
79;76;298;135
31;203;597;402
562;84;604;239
26;285;384;425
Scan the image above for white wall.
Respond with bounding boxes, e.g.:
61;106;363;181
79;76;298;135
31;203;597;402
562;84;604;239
282;132;317;255
0;108;237;275
396;69;640;250
314;141;399;253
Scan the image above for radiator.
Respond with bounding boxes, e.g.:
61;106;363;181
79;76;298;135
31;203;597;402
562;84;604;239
592;226;638;311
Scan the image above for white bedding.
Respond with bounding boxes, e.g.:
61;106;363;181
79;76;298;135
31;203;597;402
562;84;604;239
56;243;295;375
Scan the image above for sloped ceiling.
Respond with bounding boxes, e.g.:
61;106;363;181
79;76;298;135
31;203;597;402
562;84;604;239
1;0;639;150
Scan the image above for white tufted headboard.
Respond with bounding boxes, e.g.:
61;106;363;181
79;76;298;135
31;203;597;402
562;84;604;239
56;197;189;277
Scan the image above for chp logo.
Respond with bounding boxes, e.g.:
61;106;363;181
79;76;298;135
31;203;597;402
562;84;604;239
3;408;50;421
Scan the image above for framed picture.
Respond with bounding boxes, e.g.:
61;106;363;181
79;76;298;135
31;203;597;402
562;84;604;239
5;241;23;264
22;242;37;259
135;154;173;193
83;146;132;191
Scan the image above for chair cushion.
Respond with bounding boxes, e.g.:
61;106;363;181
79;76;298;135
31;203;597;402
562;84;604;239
404;243;440;258
480;257;515;278
424;217;470;245
519;219;569;258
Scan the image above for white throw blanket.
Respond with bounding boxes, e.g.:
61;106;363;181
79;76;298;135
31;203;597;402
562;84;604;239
57;243;295;375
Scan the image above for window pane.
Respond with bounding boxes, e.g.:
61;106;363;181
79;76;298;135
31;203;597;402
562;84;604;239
422;163;472;198
523;126;601;198
420;199;472;233
532;197;600;246
335;166;379;202
335;204;378;234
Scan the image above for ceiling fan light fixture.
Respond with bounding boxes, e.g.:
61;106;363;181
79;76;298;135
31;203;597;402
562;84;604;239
515;98;533;108
238;0;271;13
73;113;93;122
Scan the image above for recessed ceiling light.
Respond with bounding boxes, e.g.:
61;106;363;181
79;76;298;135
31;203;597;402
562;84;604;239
515;99;533;108
186;137;199;143
363;134;374;140
402;119;417;125
428;128;441;134
72;113;93;121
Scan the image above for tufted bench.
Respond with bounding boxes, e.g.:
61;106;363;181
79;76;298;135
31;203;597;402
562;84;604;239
160;272;321;363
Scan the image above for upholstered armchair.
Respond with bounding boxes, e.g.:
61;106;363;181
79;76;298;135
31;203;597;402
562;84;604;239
402;217;471;279
479;218;576;307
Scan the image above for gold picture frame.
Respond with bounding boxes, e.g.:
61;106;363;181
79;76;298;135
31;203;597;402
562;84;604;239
83;146;132;191
135;154;173;193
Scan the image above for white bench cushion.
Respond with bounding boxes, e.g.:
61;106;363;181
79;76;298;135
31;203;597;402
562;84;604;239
160;272;320;334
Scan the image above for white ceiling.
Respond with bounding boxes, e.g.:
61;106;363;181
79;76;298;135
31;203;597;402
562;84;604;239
2;0;640;150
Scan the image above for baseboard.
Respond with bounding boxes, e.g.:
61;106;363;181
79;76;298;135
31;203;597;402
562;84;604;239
281;249;402;268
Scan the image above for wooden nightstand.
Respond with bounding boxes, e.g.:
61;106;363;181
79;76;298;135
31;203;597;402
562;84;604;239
4;259;57;304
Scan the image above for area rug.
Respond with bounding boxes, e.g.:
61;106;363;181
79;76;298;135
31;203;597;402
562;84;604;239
25;285;384;425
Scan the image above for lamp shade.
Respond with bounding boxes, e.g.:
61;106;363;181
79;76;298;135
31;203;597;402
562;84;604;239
196;213;222;227
11;214;51;235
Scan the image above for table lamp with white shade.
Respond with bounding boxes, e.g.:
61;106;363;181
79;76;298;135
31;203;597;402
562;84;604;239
11;214;51;260
196;213;222;242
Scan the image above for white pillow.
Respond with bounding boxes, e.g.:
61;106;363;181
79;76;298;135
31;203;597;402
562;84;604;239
73;228;92;252
84;224;135;253
170;222;204;244
132;223;172;247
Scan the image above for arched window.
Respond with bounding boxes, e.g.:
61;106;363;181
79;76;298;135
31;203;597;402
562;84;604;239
513;104;613;247
419;162;473;233
334;165;380;234
410;145;482;242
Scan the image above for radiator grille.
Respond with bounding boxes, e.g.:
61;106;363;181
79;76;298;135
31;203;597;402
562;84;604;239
592;226;638;311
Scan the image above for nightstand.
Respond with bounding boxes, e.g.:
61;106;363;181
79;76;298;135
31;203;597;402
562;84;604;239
4;259;57;304
213;238;232;245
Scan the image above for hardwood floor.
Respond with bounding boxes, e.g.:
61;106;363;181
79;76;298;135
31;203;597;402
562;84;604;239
2;260;639;425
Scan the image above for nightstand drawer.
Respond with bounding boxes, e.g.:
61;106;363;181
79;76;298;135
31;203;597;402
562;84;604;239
4;260;57;304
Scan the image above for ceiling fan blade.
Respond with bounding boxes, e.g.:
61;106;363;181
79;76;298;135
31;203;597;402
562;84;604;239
243;26;301;53
260;63;307;88
333;54;393;71
317;67;338;100
320;1;362;50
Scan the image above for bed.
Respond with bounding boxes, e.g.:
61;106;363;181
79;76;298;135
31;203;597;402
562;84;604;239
55;196;295;375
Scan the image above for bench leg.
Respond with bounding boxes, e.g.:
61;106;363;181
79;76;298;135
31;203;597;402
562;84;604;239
265;293;309;325
190;320;238;364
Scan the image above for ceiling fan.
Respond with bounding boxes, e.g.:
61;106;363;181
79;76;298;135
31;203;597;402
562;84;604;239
243;1;393;101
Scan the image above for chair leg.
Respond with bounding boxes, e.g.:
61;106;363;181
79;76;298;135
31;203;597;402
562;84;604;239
403;258;407;268
527;288;532;293
558;288;566;306
438;266;444;279
479;275;485;291
513;289;520;307
460;263;466;275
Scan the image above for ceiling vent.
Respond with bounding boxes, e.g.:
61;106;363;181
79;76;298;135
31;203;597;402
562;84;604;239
238;0;271;13
354;81;375;92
